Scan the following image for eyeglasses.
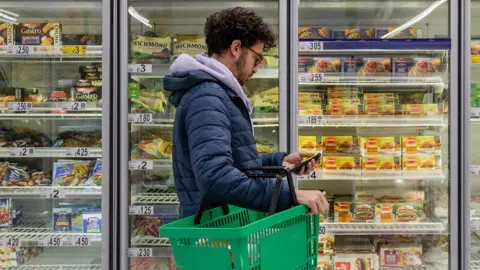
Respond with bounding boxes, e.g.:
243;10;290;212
246;47;264;67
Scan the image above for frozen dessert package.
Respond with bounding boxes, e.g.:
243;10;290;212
0;22;14;45
360;137;401;156
298;27;330;39
322;136;359;155
16;23;61;46
379;244;423;267
401;136;441;155
172;34;207;60
131;32;171;64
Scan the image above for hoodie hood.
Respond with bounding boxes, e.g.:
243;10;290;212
163;53;253;114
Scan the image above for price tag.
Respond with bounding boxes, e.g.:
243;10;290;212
129;205;155;215
66;148;90;157
298;115;323;125
8;102;32;112
128;248;153;257
129;160;154;171
128;113;153;123
299;41;323;51
11;45;31;55
471;165;480;175
72;235;91;246
43;236;63;246
61;102;86;111
0;238;20;247
128;64;152;73
41;189;65;199
62;45;87;55
298;72;326;83
9;148;35;157
319;225;328;235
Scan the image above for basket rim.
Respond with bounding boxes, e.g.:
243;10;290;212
160;205;313;239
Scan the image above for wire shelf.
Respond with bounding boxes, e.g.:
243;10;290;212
323;221;446;235
131;235;170;247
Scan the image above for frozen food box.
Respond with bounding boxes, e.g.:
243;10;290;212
328;98;361;105
380;245;423;267
82;212;101;233
334;197;353;223
317;255;333;270
392;57;415;77
361;156;401;171
402;136;441;155
299;104;324;116
393;203;425;222
298;27;331;39
363;104;399;116
131;33;171;64
16;23;61;46
318;235;334;255
326;104;362;115
322;136;359;154
299;136;317;152
298;56;314;72
332;29;375;39
363;93;397;105
0;22;14;45
358;58;391;76
402;155;441;171
375;203;394;223
0;199;11;231
341;57;363;76
327;87;360;98
53;208;72;231
62;34;99;45
334;254;379;270
351;201;376;223
361;137;401;156
308;57;341;73
375;27;418;38
71;205;101;232
79;65;102;74
53;161;92;186
402;104;442;116
408;58;441;76
172;34;207;60
323;156;361;171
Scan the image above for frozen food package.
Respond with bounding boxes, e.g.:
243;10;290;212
16;23;61;46
299;136;317;152
0;22;14;45
363;104;399;115
334;197;353;223
402;136;441;155
82;213;101;233
402;155;441;171
361;137;401;156
323;156;361;171
298;104;324;116
472;40;480;64
379;245;423;267
361;156;401;172
73;80;101;102
328;98;361;105
408;58;441;76
298;27;330;39
85;159;102;186
351;201;375;222
392;57;415;77
341;57;363;76
53;161;92;186
4;165;31;187
326;104;361;115
131;89;169;114
393;203;425;222
319;234;334;255
398;92;425;104
71;205;100;232
322;136;359;154
79;65;102;74
402;104;442;116
0;162;7;185
131;33;171;64
333;254;379;270
53;208;72;231
358;58;391;75
344;28;375;39
0;87;23;103
172;34;207;60
375;27;418;38
309;57;341;73
298;57;314;72
363;93;397;105
53;130;102;147
132;135;173;159
317;255;333;270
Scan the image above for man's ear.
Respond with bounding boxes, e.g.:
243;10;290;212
229;40;242;60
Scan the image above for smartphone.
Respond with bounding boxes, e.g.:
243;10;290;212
289;153;321;174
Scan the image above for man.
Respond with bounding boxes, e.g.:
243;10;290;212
164;7;329;218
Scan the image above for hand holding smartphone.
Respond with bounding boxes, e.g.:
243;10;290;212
289;153;321;174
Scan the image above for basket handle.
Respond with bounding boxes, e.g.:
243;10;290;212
193;166;297;225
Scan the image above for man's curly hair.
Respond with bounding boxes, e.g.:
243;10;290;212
204;7;276;56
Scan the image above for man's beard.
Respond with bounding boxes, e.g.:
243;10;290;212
235;54;249;86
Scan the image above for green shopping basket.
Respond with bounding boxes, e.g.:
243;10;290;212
161;167;319;270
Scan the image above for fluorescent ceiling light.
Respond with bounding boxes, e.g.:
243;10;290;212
128;6;152;28
381;0;447;39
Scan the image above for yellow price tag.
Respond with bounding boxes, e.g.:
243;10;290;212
62;45;87;55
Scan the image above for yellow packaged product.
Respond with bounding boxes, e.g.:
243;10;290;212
172;34;207;60
328;98;361;105
402;155;441;170
402;104;442;116
334;197;353;223
299;104;324;116
361;156;401;171
364;104;397;115
318;235;334;255
402;136;441;154
299;136;317;152
375;203;394;223
322;136;358;154
326;104;360;115
361;137;401;156
322;156;361;171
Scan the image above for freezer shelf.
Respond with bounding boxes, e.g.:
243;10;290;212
0;227;101;247
322;221;446;235
0;186;101;199
0;45;102;61
0;148;102;158
298;75;446;87
131;236;170;247
298;115;446;127
472;254;480;270
298;170;446;181
129;113;278;127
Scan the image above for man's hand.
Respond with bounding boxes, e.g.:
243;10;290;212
282;152;317;175
296;190;329;215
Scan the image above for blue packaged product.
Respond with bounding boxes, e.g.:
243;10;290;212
82;213;101;233
85;159;101;186
71;205;100;232
53;208;72;231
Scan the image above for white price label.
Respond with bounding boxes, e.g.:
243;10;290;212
129;160;154;171
41;189;65;199
61;102;86;111
298;115;323;125
11;45;31;55
66;148;90;157
43;236;63;246
471;165;480;175
72;235;91;246
299;41;323;51
0;238;20;247
319;225;328;235
9;148;35;157
129;205;155;215
8;102;32;112
128;64;152;73
128;113;153;123
128;248;153;257
298;171;320;180
298;73;326;83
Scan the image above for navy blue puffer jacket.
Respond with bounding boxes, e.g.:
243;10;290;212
164;69;294;218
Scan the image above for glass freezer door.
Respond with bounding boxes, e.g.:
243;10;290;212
120;1;283;269
294;1;454;269
0;0;107;269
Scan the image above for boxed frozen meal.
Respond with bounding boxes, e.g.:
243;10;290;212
360;137;401;156
334;254;379;270
317;255;333;270
408;58;441;76
363;93;397;105
326;104;362;115
351;201;375;223
327;87;360;98
62;34;99;45
402;104;442;116
328;98;361;105
0;199;11;231
298;56;314;72
379;245;423;267
0;22;14;45
393;203;425;222
299;104;324;116
16;23;61;46
298;27;330;39
375;27;418;38
299;136;318;152
358;58;391;76
53;208;72;231
73;80;101;102
322;136;359;154
341;57;363;76
392;57;415;77
361;156;401;171
402;155;441;171
53;161;92;186
131;33;171;64
323;156;361;171
79;65;102;74
363;104;399;115
82;212;101;233
71;205;101;232
334;197;353;223
332;28;375;39
172;34;207;60
309;57;341;73
402;136;441;155
318;235;334;255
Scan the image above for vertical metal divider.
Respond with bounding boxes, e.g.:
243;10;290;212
461;0;471;268
119;0;130;269
450;0;461;269
289;0;299;188
279;0;288;153
102;0;115;268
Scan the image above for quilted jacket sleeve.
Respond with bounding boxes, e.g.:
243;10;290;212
184;91;294;213
259;153;287;167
